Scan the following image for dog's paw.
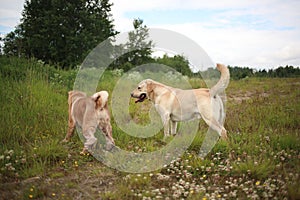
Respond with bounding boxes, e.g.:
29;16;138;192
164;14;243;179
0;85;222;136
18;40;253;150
61;138;69;143
85;137;97;146
162;135;174;143
221;129;228;141
80;147;89;155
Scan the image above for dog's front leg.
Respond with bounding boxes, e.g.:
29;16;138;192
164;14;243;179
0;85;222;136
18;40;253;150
105;124;114;144
82;127;97;152
170;120;177;135
155;104;171;137
162;113;171;137
99;122;115;151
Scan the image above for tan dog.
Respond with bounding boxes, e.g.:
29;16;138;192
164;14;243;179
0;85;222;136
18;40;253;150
62;90;115;153
131;64;230;139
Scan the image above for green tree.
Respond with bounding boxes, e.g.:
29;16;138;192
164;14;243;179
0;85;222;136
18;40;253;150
156;54;193;76
109;18;154;71
125;18;154;66
228;66;254;80
2;26;24;57
4;0;117;68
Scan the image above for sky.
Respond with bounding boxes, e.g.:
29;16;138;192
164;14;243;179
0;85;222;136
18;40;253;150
1;0;300;69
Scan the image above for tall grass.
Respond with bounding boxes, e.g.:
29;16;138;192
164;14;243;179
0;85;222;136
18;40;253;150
0;57;299;199
0;57;76;179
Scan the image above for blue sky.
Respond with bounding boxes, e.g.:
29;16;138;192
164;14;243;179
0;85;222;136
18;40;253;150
0;25;12;34
1;0;300;69
124;9;279;30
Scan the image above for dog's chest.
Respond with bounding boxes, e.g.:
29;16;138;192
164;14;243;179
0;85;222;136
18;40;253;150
96;110;109;124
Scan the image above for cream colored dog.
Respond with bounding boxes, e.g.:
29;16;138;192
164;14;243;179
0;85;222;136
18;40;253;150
131;64;230;139
62;90;115;153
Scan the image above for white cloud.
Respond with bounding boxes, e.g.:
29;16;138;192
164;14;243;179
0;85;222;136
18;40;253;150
0;0;24;30
111;0;300;69
1;0;299;68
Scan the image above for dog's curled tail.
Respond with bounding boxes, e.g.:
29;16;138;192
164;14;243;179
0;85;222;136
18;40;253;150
209;63;230;97
91;91;109;109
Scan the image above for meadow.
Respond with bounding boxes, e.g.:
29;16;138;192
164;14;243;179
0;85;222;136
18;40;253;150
0;57;299;199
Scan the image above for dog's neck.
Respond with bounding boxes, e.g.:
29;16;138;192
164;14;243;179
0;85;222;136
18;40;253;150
148;83;172;103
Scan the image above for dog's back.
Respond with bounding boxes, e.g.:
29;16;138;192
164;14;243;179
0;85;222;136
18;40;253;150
68;91;89;127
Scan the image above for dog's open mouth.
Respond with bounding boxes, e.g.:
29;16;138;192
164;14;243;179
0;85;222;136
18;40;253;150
135;93;147;103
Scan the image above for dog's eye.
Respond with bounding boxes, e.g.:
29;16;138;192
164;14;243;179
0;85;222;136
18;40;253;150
138;87;141;90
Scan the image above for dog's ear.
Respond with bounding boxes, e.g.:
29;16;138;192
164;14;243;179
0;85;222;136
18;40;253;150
91;91;109;109
146;79;155;99
146;79;154;92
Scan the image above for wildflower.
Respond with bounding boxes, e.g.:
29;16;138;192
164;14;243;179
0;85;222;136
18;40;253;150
8;150;14;156
30;188;34;192
5;163;12;167
172;190;181;198
202;197;207;200
184;191;189;197
29;194;33;198
52;193;56;196
256;181;260;186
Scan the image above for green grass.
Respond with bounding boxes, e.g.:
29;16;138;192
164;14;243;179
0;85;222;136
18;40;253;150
232;158;275;179
0;56;299;199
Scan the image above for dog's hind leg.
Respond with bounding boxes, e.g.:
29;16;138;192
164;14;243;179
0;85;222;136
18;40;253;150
62;92;76;142
62;117;76;142
202;116;227;140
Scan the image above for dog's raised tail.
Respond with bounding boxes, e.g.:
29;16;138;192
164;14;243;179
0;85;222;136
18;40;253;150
209;64;230;97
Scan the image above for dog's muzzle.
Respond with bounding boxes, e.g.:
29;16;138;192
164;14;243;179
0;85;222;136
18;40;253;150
131;93;147;103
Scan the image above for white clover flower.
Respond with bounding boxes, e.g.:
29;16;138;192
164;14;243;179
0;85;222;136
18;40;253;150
8;150;14;156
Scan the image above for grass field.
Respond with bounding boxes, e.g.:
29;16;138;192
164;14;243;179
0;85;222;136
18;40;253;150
0;57;299;199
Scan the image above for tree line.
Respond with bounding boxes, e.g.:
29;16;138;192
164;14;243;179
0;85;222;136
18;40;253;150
0;0;299;79
228;66;300;79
